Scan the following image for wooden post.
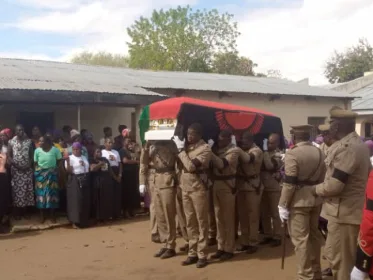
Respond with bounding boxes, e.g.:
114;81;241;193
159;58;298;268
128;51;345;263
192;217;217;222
77;105;81;132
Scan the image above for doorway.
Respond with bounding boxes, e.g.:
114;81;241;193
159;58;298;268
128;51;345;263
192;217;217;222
18;112;55;137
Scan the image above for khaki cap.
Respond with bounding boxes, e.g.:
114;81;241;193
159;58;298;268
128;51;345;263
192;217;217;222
318;123;330;132
329;106;357;119
290;125;314;134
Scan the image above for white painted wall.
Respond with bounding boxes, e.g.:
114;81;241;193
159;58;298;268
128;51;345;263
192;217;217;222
0;104;134;141
151;89;348;138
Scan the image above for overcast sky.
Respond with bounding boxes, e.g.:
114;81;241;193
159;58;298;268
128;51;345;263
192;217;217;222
0;0;372;85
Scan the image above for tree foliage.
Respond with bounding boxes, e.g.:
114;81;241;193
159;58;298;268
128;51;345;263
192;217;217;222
126;6;240;72
71;51;129;67
324;38;373;83
212;52;257;76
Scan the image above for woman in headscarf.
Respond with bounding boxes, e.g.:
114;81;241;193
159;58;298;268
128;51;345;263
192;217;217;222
34;135;62;223
90;148;113;222
65;142;91;228
67;131;89;158
0;130;11;232
102;137;122;219
119;137;140;218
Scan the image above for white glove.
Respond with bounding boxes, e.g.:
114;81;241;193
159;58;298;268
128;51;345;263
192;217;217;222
281;153;286;161
231;135;237;146
139;185;146;196
263;139;268;151
350;267;368;280
208;139;214;148
312;141;320;148
172;136;185;150
278;206;289;223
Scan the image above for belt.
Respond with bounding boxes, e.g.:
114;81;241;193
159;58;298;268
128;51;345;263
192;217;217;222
149;167;175;173
236;174;259;180
183;170;205;174
298;180;319;186
212;174;236;181
366;198;373;211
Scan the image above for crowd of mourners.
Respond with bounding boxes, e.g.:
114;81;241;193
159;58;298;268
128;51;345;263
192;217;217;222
0;124;144;232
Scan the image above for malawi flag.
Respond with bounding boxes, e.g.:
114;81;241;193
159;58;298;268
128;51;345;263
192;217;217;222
138;97;284;146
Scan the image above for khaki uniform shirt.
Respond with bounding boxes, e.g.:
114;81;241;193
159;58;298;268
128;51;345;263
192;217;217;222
316;132;371;224
261;149;283;192
139;141;178;189
178;139;212;192
211;143;242;191
236;144;263;191
279;141;326;208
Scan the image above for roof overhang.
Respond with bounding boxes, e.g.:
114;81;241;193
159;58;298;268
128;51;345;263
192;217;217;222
0;88;167;106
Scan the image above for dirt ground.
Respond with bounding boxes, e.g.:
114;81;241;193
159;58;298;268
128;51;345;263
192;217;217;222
0;216;328;280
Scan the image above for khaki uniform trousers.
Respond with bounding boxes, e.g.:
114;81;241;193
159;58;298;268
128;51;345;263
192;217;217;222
149;184;158;236
176;187;188;245
208;187;217;239
182;189;209;259
261;190;282;240
327;221;359;280
214;186;236;253
323;227;333;268
288;206;323;280
237;189;263;246
154;187;177;249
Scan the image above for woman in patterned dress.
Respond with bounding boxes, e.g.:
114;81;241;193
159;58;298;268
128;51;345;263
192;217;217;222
34;135;62;223
8;125;35;219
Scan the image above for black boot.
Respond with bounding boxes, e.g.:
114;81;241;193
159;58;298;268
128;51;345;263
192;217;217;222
236;245;250;252
211;250;225;259
179;244;189;252
196;258;208;268
259;237;274;245
181;256;198;266
154;248;167;258
270;239;281;247
160;249;176;259
246;246;258;254
220;252;234;261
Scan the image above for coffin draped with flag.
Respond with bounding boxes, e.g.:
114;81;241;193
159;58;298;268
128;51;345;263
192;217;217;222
139;97;284;147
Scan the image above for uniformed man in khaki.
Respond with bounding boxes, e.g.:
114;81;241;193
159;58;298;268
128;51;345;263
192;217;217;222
316;122;336;278
278;125;326;280
139;143;161;244
236;131;264;254
175;164;189;252
173;123;212;268
260;133;283;247
313;107;371;280
207;187;217;246
210;130;250;261
139;140;178;259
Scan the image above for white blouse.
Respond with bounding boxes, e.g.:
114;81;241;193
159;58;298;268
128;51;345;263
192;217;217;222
65;155;89;174
101;149;121;167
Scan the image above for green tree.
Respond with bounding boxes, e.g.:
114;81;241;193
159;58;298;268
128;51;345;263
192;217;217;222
324;38;373;83
212;52;257;76
126;6;240;72
71;51;129;67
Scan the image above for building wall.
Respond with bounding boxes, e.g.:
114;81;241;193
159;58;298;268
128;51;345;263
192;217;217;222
356;115;373;137
0;104;134;140
150;89;348;138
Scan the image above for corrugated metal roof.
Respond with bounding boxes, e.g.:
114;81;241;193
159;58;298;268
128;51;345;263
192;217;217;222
0;58;163;96
351;84;373;110
0;58;352;98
